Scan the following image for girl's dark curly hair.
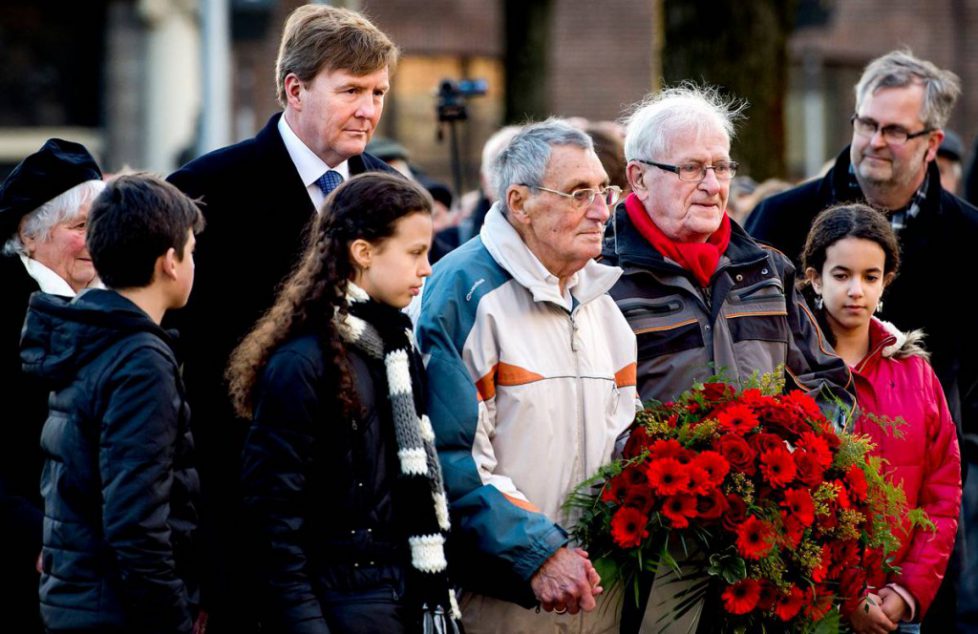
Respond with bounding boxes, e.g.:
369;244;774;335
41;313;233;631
227;171;432;419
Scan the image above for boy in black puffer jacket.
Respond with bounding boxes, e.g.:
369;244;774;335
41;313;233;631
20;174;205;634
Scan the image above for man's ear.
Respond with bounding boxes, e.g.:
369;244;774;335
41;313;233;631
284;73;304;111
925;129;945;163
627;162;647;195
506;185;531;225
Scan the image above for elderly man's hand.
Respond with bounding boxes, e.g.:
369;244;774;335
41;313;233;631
531;547;602;614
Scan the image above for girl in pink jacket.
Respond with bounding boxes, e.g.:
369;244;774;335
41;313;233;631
801;203;961;634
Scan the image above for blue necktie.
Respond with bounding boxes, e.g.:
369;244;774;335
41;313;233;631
316;170;343;197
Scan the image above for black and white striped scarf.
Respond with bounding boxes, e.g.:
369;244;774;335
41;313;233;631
336;283;462;629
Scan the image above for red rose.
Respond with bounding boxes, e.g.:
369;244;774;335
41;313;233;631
714;434;757;475
760;447;797;488
721;578;761;615
723;494;747;532
701;382;734;403
717;404;761;434
793;450;825;487
692;450;730;485
646;458;690;496
736;515;775;559
774;585;805;621
623;424;652;459
749;432;787;456
757;403;807;437
610;506;649;548
696;488;728;521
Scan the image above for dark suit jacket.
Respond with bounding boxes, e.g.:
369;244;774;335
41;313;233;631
0;254;47;633
166;113;394;632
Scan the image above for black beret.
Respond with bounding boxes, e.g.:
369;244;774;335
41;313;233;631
0;138;102;239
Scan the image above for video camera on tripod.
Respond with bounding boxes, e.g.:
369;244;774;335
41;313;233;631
435;79;487;202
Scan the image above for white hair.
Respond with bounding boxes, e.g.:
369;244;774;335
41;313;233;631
623;83;746;162
3;179;106;256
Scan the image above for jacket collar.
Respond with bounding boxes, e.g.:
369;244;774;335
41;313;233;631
828;145;945;218
604;202;769;273
480;202;622;308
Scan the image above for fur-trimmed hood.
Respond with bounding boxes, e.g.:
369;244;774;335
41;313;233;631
875;318;931;361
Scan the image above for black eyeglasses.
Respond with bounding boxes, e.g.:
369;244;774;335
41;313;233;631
635;159;738;182
532;185;623;207
850;114;933;145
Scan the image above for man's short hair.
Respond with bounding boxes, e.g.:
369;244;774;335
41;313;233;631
88;174;205;290
623;83;745;163
275;5;399;108
491;118;594;211
854;49;961;130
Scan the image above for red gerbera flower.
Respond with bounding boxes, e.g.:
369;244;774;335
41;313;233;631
610;506;649;548
661;493;698;528
760;447;797;488
601;475;628;503
781;487;815;526
792;449;825;487
648;438;684;462
781;390;824;420
721;578;761;615
624;485;655;514
846;464;869;502
646;458;689;496
756;580;777;611
684;465;712;495
692;450;730;485
736;515;774;559
796;431;833;468
749;432;786;456
716;404;760;434
804;585;834;621
774;585;805;621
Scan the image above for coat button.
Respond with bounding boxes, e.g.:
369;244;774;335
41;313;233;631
761;268;769;275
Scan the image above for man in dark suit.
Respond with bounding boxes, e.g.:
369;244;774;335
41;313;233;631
166;6;398;632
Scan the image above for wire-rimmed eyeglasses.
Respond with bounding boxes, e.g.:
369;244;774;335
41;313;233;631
532;184;623;207
635;159;739;182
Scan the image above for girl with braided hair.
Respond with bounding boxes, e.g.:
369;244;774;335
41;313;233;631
228;172;461;633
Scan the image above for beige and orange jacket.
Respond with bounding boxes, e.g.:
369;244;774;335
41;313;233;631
416;204;638;607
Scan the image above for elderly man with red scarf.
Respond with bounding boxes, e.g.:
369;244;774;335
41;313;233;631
603;84;852;418
601;83;855;633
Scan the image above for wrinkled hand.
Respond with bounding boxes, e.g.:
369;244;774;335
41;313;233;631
849;594;897;634
877;587;910;623
530;547;602;614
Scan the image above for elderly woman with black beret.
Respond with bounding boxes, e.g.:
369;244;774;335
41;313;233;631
0;138;103;631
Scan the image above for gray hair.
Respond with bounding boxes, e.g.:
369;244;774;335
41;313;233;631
854;49;961;130
623;83;746;162
491;118;594;211
2;179;106;256
480;125;523;200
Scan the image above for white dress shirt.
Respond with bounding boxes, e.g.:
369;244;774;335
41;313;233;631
277;114;350;211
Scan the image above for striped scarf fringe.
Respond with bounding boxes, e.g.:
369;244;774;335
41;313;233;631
336;283;461;624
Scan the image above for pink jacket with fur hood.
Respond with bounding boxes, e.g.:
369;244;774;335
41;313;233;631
852;317;962;618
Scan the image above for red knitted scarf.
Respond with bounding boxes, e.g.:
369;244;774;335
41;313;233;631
624;192;731;287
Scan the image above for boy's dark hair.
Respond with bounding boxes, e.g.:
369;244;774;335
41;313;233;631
88;173;205;289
